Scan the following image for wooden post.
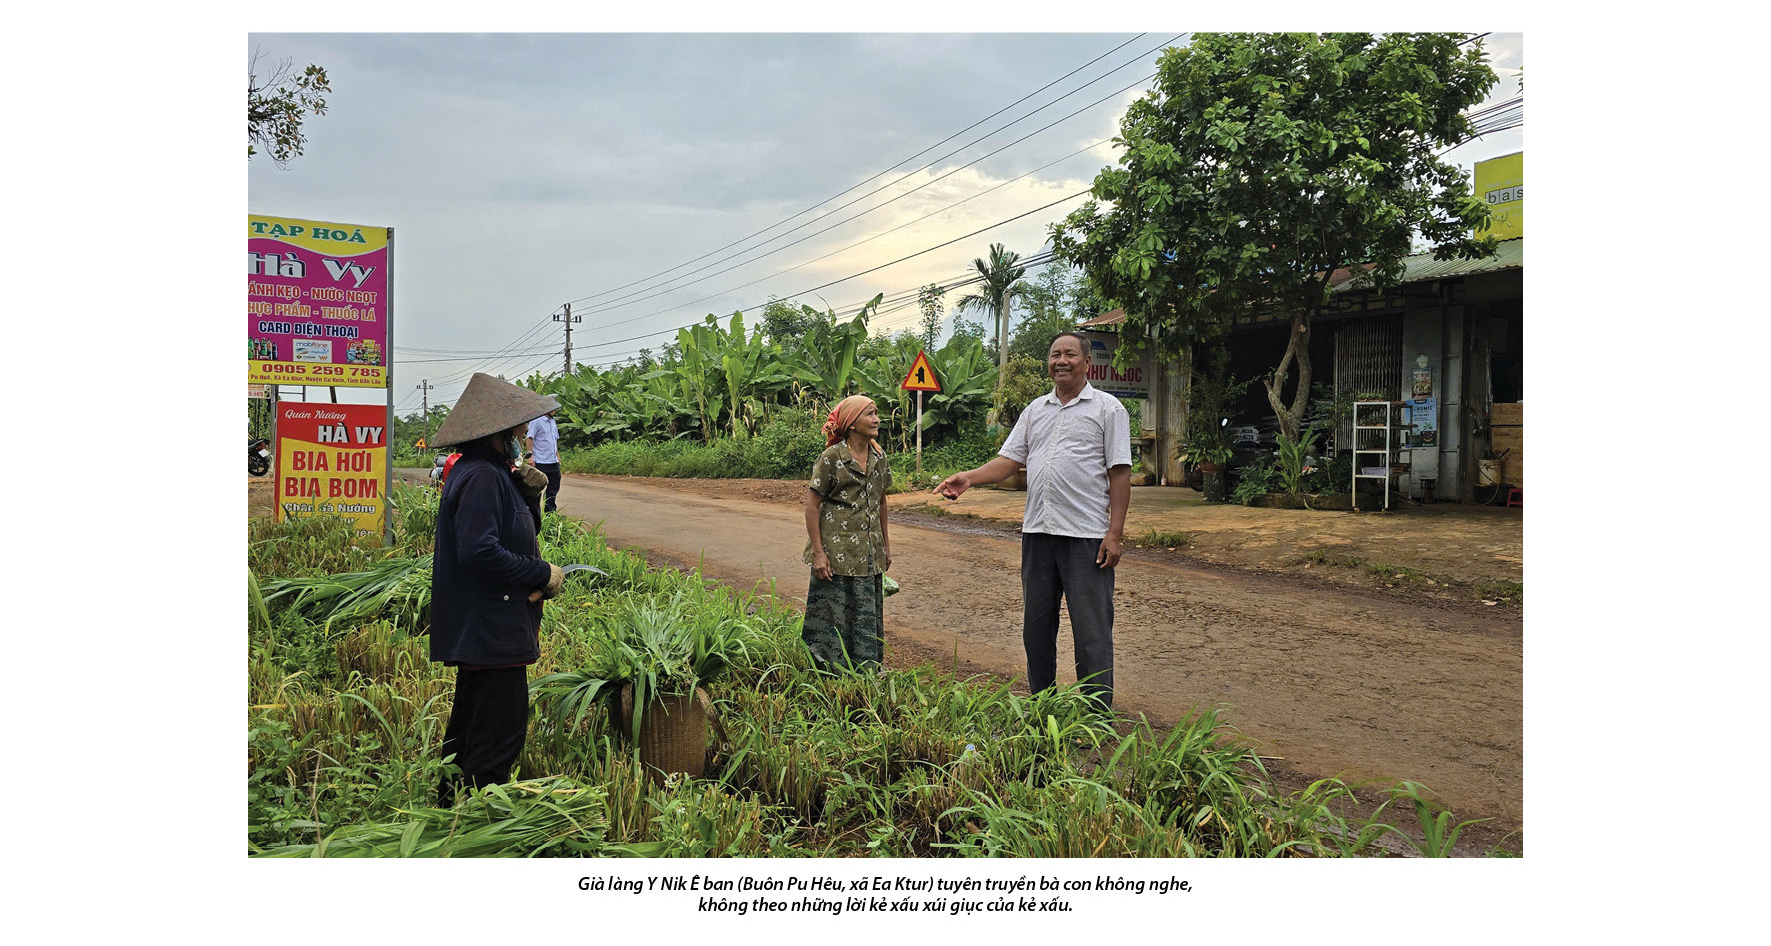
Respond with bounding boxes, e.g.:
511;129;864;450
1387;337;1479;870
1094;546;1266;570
915;390;923;477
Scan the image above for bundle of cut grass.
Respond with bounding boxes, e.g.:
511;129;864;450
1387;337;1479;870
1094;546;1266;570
254;554;433;632
251;777;610;857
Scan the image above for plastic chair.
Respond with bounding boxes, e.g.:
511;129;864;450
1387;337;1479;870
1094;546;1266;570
1506;488;1522;508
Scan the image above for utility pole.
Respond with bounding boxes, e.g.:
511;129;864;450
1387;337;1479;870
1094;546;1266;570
416;380;435;443
554;302;581;376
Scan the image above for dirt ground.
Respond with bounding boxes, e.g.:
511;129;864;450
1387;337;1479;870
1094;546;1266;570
256;471;1524;854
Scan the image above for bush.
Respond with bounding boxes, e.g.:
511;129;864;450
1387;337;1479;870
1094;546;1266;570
1303;451;1352;496
556;410;827;480
747;410;827;479
920;419;999;473
1231;458;1276;506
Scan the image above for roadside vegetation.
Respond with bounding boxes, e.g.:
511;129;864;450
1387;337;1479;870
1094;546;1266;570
1297;547;1522;603
382;269;1140;489
247;482;1494;858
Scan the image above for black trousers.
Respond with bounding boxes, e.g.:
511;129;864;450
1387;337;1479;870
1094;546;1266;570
436;666;530;806
536;462;561;512
1020;532;1115;710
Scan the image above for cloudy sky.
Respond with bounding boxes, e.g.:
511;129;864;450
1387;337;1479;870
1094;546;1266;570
248;32;1524;415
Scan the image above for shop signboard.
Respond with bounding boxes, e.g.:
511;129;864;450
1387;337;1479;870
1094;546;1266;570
1079;331;1153;399
1474;152;1523;240
248;214;391;388
274;402;389;537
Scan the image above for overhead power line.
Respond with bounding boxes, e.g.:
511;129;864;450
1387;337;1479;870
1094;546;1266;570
562;33;1159;311
570;190;1089;356
570;62;1153;327
565;35;1182;322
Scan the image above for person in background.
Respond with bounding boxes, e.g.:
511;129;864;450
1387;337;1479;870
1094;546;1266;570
801;394;892;672
934;332;1131;713
524;408;562;514
426;373;565;806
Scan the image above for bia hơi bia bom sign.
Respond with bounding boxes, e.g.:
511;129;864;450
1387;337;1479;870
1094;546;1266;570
275;402;389;536
248;214;391;388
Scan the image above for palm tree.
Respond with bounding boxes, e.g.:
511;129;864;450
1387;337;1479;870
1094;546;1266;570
954;242;1029;372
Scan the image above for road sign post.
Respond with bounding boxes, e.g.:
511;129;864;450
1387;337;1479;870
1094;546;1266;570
900;350;942;479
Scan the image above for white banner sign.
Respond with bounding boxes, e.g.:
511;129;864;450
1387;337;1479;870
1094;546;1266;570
1079;331;1153;399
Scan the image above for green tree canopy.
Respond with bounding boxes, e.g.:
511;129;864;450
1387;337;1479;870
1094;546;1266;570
953;242;1029;372
1051;32;1499;439
1007;264;1103;362
248;51;332;166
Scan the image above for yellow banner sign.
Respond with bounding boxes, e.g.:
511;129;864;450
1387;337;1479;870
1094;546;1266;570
274;402;388;537
1474;152;1523;240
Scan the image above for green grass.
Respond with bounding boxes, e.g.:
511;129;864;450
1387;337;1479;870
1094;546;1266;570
1136;528;1192;549
1296;547;1521;603
247;505;1487;858
1473;579;1524;603
909;501;976;520
1366;562;1425;582
1297;547;1365;568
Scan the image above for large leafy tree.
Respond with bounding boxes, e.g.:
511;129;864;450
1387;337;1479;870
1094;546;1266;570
1006;265;1091;362
248;51;332;166
954;242;1029;372
1051;32;1499;440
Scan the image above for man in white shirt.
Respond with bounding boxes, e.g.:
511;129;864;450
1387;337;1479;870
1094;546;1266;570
936;332;1132;711
523;409;562;513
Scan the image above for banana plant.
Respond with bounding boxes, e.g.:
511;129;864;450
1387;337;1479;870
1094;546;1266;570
718;311;797;436
674;317;726;442
853;334;923;454
917;335;998;436
793;294;881;403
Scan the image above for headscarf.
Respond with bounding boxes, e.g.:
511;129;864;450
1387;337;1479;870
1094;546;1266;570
822;394;881;455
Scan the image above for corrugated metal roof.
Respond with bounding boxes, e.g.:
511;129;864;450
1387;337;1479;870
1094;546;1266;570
1079;307;1125;328
1333;237;1522;293
1076;238;1522;327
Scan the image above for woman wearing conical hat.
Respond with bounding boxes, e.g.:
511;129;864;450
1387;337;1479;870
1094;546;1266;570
427;373;566;805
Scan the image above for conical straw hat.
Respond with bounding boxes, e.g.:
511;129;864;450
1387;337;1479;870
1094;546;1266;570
430;373;560;448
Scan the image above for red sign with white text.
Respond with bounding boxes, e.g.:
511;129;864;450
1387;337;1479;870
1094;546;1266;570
274;402;389;536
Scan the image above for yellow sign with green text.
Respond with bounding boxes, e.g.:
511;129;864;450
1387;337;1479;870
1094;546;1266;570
1474;152;1523;240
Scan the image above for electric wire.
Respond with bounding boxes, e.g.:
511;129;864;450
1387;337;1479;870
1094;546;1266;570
568;67;1144;326
567;193;1084;356
570;52;1174;319
561;33;1158;309
570;132;1118;337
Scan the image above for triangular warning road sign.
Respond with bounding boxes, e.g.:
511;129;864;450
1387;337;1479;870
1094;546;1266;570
900;350;942;392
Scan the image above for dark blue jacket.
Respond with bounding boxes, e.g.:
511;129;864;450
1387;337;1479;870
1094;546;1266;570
429;444;552;666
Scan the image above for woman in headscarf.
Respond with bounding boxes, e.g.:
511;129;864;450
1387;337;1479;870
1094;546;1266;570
426;372;566;805
801;394;891;672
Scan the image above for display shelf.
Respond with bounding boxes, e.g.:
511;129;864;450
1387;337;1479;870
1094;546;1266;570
1351;400;1413;512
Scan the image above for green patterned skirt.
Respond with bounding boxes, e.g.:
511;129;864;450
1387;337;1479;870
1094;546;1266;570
802;572;884;672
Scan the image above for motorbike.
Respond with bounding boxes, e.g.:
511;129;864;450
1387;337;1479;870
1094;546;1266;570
249;438;272;476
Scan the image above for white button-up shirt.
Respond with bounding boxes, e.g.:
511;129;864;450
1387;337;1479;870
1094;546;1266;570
526;415;560;464
998;382;1133;539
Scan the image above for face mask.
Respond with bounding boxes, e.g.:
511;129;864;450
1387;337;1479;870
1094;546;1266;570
506;433;523;462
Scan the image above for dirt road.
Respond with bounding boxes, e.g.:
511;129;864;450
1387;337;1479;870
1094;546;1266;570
526;473;1523;843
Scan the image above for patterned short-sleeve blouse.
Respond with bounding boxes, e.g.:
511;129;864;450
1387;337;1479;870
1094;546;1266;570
804;441;890;577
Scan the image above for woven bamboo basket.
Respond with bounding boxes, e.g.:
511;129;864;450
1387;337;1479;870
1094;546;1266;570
617;683;710;781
